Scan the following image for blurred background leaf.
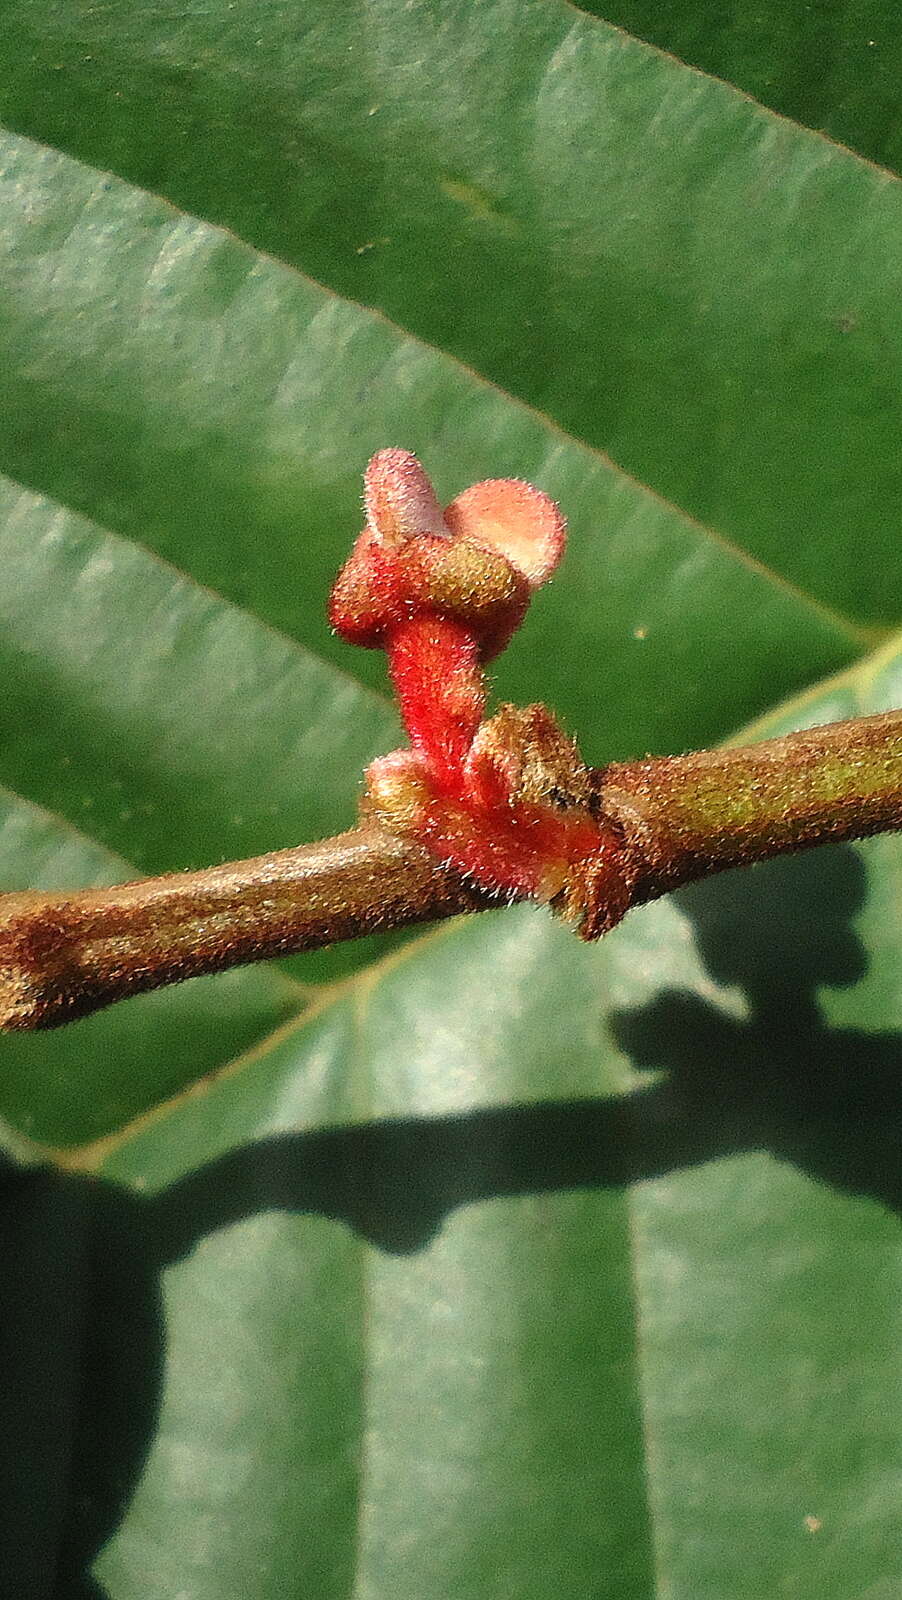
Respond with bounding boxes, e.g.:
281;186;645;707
0;4;899;1597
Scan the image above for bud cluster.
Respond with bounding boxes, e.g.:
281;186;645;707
330;450;630;932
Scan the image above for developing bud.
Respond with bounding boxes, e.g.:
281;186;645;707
329;450;569;780
363;448;451;547
444;477;566;590
329;451;565;659
331;449;631;930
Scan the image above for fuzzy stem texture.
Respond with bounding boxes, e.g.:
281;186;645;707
0;710;899;1032
386;614;484;787
0;828;492;1030
597;710;902;903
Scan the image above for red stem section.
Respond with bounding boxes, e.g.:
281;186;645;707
386;614;484;789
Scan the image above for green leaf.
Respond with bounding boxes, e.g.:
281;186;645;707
0;137;857;764
580;1;902;174
0;7;899;1597
2;2;902;619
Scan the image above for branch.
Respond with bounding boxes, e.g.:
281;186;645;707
1;455;899;1034
0;826;494;1030
1;710;899;1032
598;708;902;902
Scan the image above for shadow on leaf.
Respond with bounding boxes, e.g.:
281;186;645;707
1;844;898;1595
609;845;902;1212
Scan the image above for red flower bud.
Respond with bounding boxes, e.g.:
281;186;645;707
329;450;564;659
443;476;566;591
331;450;620;925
